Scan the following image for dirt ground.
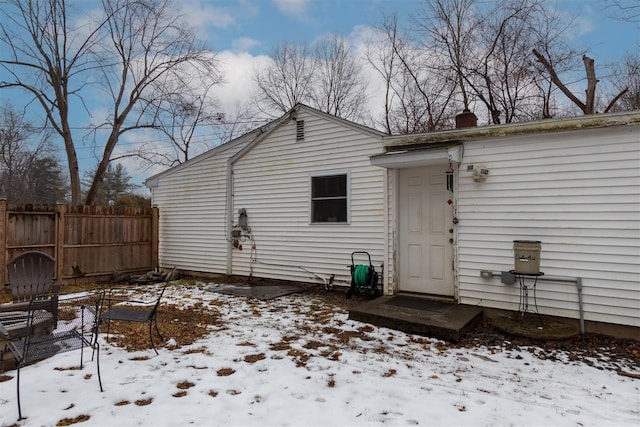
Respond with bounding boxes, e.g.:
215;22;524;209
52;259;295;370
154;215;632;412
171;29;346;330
306;285;640;374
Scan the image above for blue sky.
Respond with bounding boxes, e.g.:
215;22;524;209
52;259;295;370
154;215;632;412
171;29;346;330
199;0;638;60
175;0;640;134
1;0;638;190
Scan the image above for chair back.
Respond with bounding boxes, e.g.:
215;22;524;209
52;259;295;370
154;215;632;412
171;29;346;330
6;252;57;302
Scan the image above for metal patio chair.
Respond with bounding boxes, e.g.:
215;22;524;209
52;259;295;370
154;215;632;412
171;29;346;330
0;290;104;420
1;252;61;325
101;282;169;355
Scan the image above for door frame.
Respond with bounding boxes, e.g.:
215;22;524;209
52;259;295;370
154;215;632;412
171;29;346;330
391;163;459;300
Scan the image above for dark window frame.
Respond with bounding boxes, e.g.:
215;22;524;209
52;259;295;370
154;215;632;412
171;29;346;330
310;173;349;224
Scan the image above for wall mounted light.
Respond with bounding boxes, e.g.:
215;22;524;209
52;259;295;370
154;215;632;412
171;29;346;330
467;164;489;181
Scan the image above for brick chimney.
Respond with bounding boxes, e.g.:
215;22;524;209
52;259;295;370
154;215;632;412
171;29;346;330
455;109;477;129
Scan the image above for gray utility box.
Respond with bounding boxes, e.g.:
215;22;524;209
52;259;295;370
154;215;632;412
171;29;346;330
513;240;542;274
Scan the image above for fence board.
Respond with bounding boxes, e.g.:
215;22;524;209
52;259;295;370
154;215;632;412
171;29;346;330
0;200;158;285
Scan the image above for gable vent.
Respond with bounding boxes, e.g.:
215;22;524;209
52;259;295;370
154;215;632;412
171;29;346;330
296;120;305;141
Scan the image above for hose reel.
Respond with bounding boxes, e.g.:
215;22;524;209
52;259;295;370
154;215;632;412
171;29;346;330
346;251;380;299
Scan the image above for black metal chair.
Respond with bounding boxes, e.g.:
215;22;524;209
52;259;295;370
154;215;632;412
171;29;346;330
0;290;104;420
101;282;169;355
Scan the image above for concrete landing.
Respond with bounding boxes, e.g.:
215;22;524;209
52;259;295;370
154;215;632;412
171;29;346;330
349;295;483;342
205;283;307;300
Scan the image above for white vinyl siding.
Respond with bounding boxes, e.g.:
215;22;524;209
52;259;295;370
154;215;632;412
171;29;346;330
231;110;385;285
456;126;640;327
149;139;250;273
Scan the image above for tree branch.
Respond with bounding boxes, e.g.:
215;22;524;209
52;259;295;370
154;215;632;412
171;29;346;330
533;48;586;113
604;87;629;113
583;55;598;114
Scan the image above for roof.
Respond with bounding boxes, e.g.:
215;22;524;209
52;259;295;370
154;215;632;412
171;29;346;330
144;124;270;188
145;104;386;187
382;110;640;150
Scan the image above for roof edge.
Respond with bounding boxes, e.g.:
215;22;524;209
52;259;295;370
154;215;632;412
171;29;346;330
383;110;640;148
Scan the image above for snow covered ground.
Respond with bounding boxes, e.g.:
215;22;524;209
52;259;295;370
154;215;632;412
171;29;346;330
0;282;638;426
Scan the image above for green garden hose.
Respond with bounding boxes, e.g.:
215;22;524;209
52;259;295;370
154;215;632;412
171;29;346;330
353;264;370;287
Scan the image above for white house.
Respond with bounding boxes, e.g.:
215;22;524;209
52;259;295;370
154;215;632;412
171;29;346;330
146;106;640;336
145;104;388;287
372;110;640;336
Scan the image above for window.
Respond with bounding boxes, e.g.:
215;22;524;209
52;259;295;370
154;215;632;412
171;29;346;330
311;174;348;223
296;120;305;141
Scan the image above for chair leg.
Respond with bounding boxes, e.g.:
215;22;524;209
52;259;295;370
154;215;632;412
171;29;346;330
153;315;163;341
16;364;23;420
148;321;158;355
102;318;114;355
96;343;103;392
91;333;97;361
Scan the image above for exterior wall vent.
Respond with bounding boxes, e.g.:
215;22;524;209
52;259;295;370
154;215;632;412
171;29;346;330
296;120;305;141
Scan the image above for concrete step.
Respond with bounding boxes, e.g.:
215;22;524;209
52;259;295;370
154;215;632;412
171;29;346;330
348;295;483;342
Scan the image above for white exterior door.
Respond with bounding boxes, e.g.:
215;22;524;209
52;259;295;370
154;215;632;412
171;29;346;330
398;165;454;296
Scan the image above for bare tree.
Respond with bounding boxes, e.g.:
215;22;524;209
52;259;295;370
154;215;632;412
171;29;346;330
365;14;401;134
134;82;222;168
310;33;369;122
253;42;315;116
468;0;543;124
525;4;583;118
414;0;477;113
0;0;220;204
366;13;457;134
403;0;593;123
533;50;629;114
610;53;640;111
254;36;370;121
0;104;67;203
130;95;260;169
390;47;458;132
604;1;640;23
414;0;559;124
211;104;264;146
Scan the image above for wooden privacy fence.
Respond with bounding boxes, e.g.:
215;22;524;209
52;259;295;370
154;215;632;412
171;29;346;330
0;200;159;285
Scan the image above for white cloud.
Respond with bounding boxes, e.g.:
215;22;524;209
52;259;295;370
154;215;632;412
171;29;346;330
348;25;388;124
568;15;595;39
216;50;273;111
231;36;263;52
178;0;236;39
217;26;388;130
238;0;261;17
273;0;310;20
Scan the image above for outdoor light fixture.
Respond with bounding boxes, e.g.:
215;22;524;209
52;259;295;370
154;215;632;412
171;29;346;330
467;164;489;181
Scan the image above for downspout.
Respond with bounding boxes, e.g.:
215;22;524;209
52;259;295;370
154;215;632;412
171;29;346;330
225;106;300;277
576;277;584;336
382;167;389;295
225;159;234;276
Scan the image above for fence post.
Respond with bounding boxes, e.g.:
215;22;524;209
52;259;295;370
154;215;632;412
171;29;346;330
151;206;159;271
0;199;6;286
56;204;66;282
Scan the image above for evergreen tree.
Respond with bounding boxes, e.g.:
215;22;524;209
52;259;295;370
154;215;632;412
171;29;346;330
84;163;145;206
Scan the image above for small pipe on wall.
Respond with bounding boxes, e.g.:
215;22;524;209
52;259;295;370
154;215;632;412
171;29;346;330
480;270;585;335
